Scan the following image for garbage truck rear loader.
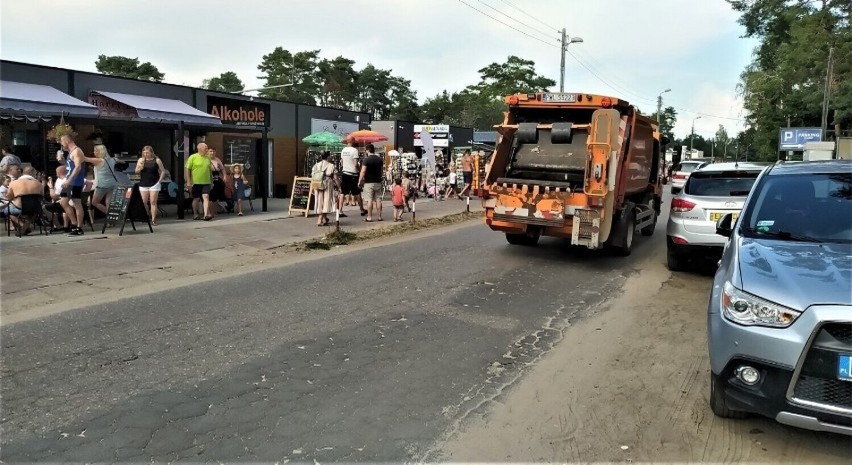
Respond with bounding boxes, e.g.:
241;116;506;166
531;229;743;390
482;92;664;255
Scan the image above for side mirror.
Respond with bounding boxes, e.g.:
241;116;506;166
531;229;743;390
716;213;734;237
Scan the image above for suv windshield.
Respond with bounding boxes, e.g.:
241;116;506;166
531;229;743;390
742;172;852;243
685;170;761;196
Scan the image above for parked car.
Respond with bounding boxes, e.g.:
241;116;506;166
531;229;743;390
666;162;768;270
708;160;852;435
670;160;710;194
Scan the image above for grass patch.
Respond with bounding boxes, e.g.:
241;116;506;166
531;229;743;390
302;228;357;250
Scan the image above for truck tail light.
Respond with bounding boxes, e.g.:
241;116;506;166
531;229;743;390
671;198;696;212
601;97;612;108
508;96;519;105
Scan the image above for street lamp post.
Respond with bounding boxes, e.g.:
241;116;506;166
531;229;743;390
690;116;702;153
656;89;671;126
559;30;583;93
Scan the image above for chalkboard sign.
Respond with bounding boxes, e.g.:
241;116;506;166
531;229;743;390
224;137;254;170
101;184;153;235
288;176;314;217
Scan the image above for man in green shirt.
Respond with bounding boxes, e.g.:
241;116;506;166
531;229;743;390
185;142;213;220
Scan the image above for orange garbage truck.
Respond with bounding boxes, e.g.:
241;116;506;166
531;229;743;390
482;92;664;255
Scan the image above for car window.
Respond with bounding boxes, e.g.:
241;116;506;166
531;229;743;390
678;163;702;173
742;172;852;243
685;171;760;196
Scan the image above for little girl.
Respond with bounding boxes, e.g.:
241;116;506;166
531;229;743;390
231;164;248;216
392;178;405;222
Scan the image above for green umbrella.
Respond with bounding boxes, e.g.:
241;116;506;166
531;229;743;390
303;131;344;147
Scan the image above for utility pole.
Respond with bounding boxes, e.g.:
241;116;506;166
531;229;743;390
656;89;671;129
559;29;583;93
821;45;834;141
690;116;701;152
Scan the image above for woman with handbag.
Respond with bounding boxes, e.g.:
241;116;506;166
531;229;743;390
82;144;118;217
312;151;336;227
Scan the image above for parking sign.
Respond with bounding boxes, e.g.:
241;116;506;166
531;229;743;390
778;127;822;151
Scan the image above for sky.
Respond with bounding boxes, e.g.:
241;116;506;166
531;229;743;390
0;0;757;139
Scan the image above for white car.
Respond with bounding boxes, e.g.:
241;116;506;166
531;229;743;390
670;160;709;194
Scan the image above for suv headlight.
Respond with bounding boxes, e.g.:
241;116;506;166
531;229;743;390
722;281;801;327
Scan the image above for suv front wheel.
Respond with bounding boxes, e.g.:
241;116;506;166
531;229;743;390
710;373;749;419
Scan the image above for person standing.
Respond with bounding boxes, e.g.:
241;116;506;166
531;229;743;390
459;149;474;198
208;147;226;218
338;140;366;216
358;144;383;222
82;144;118;216
59;134;87;236
313;151;336;226
231;164;248;216
401;171;414;212
185;143;213;221
136;145;166;225
392;178;405;222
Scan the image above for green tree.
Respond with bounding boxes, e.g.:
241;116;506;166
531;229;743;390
95;55;164;82
650;106;678;143
257;47;321;104
201;71;244;93
317;56;358;109
473;55;556;97
713;124;733;159
388;76;420;121
729;0;851;160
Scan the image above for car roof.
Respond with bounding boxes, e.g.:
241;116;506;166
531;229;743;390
694;162;769;173
678;160;706;166
766;160;852;176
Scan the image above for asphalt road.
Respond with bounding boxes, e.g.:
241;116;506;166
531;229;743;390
1;219;655;462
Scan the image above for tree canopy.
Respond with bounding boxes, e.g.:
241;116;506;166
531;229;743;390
202;71;244;93
95;55;164;82
729;0;850;159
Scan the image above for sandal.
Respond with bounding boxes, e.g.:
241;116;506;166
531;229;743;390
203;216;213;221
365;218;373;222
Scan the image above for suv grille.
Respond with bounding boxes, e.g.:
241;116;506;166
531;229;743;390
793;376;852;410
790;323;852;413
824;323;852;345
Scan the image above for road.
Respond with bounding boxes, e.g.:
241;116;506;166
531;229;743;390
2;208;850;462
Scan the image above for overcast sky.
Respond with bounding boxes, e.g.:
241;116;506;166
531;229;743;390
1;0;756;139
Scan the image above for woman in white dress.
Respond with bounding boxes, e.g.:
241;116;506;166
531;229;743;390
314;151;336;226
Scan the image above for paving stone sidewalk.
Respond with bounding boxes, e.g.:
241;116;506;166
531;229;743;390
0;197;483;323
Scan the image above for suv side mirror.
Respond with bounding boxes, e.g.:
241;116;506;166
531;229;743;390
716;213;734;237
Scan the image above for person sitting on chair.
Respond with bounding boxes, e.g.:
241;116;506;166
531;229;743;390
5;167;43;235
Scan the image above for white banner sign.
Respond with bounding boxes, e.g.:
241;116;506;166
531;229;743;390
421;130;435;169
414;124;450;147
311;118;359;139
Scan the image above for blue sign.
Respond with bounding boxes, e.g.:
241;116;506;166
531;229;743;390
778;127;822;151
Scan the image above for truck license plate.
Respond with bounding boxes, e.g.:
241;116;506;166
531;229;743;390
542;93;577;103
838;354;852;382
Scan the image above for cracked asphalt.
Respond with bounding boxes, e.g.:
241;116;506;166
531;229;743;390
0;222;648;462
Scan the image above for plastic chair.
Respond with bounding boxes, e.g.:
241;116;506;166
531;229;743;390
6;194;48;237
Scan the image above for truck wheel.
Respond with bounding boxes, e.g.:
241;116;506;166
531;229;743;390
710;373;749;419
505;233;539;246
611;210;635;256
641;202;657;237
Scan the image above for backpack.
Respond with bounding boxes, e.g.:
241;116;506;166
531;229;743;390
311;161;325;183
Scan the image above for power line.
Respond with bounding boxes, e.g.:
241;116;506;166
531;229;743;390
474;0;560;44
455;0;559;49
496;0;560;33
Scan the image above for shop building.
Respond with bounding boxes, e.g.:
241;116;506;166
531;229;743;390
0;60;369;212
373;120;474;161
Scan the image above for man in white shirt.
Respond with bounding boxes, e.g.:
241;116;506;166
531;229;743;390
338;140;367;216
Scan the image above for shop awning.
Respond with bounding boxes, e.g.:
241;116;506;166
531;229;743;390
92;90;221;126
0;80;99;117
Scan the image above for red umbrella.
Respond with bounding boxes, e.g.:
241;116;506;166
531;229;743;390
344;130;388;145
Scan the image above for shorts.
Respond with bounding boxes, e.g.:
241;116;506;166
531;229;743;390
139;182;161;192
191;184;211;198
94;186;114;196
4;203;22;216
341;173;361;196
463;171;473;184
362;182;382;202
60;185;84;199
209;180;225;201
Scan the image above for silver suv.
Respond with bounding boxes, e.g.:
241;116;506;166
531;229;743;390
666;162;767;270
708;160;852;436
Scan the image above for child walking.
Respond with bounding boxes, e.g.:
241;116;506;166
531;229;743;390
231;164;248;216
392;178;405;222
